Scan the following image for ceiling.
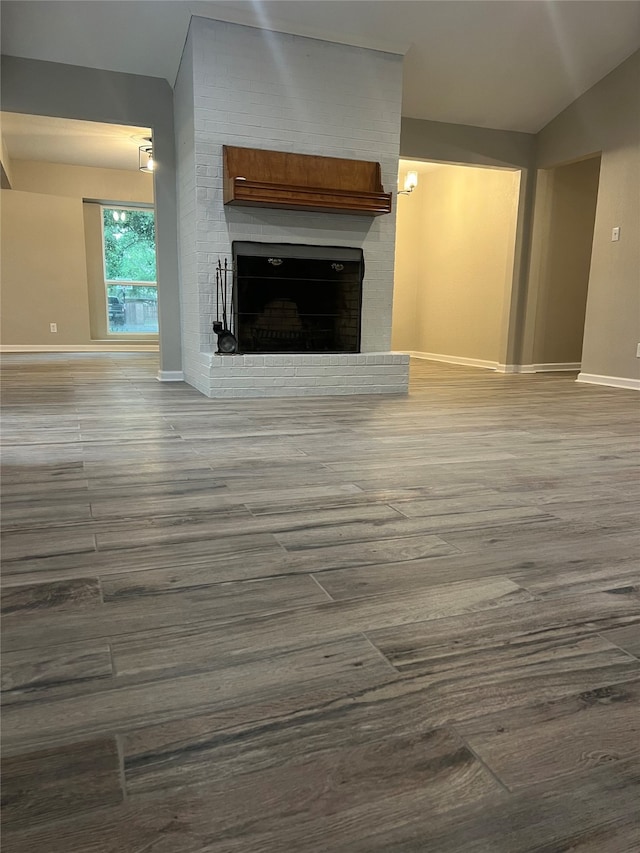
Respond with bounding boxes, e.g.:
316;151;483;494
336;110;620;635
1;113;152;171
2;0;639;134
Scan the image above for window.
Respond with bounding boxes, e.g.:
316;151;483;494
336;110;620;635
102;207;158;334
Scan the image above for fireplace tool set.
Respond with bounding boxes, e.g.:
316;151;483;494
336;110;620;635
212;258;238;353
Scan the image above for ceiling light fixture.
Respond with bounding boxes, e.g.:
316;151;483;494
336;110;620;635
139;138;154;173
398;170;418;196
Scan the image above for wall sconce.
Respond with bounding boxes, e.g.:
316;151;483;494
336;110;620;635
398;170;418;195
139;139;154;173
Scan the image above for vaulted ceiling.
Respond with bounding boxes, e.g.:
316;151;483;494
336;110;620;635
3;0;640;134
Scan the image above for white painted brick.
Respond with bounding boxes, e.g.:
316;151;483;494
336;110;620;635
176;18;408;399
261;367;295;377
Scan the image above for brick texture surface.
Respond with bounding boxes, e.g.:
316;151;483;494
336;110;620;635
174;18;407;396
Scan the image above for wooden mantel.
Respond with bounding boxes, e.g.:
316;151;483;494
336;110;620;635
223;146;392;216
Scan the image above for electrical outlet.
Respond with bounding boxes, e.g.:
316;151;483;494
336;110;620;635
636;343;640;358
50;323;57;333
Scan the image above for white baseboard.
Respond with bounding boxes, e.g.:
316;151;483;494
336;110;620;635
407;354;580;374
407;351;498;371
1;344;159;353
576;372;640;391
496;362;580;374
157;370;185;382
531;362;581;372
496;364;530;374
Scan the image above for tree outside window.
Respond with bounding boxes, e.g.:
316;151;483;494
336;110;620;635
102;207;158;334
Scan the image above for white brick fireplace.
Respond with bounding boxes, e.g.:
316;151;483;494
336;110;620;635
174;17;409;397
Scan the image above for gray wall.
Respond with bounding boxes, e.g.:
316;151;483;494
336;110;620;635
401;117;535;169
401;51;640;384
534;50;640;382
4;48;637;383
0;55;182;373
173;23;201;391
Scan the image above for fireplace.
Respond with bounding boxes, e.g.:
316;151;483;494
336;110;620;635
232;242;364;354
175;18;409;396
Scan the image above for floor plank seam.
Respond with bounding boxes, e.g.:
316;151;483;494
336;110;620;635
386;503;413;519
309;573;335;602
447;723;513;795
360;632;402;675
594;633;640;662
115;732;128;802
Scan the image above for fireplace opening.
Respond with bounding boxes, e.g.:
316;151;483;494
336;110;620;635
232;242;364;353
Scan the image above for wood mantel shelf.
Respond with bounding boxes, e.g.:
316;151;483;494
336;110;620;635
223;146;392;216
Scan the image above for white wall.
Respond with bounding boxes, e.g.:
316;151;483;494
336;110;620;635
392;162;520;365
391;184;421;350
1;161;155;348
9;159;153;201
1;190;91;346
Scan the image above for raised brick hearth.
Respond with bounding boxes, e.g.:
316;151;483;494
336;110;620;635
198;352;409;398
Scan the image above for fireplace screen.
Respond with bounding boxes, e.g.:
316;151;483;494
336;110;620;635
232;242;363;354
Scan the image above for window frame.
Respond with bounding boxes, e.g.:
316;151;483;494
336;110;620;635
100;204;158;337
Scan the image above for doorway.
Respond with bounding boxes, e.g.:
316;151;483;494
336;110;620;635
0;112;158;352
392;159;521;369
528;156;601;369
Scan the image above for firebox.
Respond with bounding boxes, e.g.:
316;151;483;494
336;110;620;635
232;242;364;354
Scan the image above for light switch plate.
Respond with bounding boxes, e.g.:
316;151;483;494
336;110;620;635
611;226;621;241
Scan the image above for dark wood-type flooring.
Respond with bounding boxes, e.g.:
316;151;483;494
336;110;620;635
1;353;639;852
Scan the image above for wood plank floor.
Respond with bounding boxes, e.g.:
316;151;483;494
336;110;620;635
1;352;639;852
